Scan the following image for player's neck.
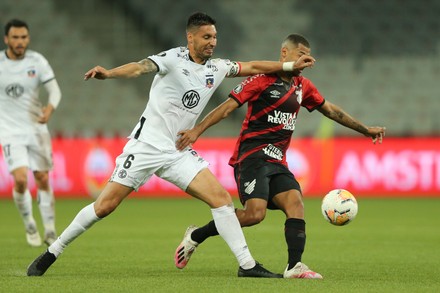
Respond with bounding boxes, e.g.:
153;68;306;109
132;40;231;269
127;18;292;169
188;52;207;65
278;72;294;83
5;49;25;60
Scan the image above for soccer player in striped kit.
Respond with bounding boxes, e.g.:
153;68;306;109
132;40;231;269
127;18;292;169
175;33;385;279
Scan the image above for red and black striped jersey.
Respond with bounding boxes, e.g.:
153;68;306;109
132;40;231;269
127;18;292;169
228;74;324;167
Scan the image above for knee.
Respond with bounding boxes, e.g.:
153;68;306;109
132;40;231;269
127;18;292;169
34;172;50;189
94;199;118;218
243;209;266;226
210;189;232;208
14;175;28;192
292;196;304;210
284;195;305;218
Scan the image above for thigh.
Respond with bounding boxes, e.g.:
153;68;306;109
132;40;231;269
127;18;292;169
268;166;302;210
1;135;30;172
185;168;231;208
28;133;53;172
269;172;301;197
234;160;271;207
110;139;164;191
94;181;134;217
159;148;209;191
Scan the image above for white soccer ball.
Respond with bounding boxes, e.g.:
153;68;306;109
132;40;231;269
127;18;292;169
321;189;358;226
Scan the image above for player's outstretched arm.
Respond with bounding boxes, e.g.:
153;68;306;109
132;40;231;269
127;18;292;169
237;54;315;77
84;59;158;80
317;100;386;144
176;98;239;150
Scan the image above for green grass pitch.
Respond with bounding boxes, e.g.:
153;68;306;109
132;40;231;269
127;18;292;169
1;197;439;292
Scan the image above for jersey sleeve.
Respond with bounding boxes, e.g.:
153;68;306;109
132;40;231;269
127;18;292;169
299;77;325;112
147;47;179;75
37;54;55;84
228;75;265;106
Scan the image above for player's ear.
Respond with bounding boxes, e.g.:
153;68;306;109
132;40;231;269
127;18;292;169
187;32;193;44
281;47;288;60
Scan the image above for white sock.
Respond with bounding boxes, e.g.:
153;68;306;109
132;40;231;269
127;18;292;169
13;189;37;231
37;189;56;234
48;203;100;257
211;203;256;269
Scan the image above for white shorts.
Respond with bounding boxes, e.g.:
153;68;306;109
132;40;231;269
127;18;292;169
110;139;209;191
0;133;53;173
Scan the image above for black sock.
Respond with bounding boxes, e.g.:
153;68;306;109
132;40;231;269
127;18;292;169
285;218;306;270
191;220;219;244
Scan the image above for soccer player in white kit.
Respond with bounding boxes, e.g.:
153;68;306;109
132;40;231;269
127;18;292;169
27;12;315;277
0;19;62;247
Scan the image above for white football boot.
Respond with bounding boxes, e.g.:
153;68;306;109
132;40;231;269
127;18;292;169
174;225;199;269
283;262;323;279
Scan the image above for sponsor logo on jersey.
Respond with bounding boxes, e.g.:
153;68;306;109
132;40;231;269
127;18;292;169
182;69;190;76
156;51;167;57
182;90;200;109
233;84;243;94
262;144;283;160
206;64;218;72
206;74;214;88
177;52;189;60
267;110;297;131
270;90;281;98
244;179;256;194
5;83;24;98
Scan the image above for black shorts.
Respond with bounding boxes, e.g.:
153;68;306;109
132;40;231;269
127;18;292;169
234;159;302;210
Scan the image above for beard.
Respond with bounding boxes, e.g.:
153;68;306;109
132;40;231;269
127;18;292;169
9;46;26;59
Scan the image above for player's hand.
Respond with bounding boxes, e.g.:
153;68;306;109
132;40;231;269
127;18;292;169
176;129;200;151
37;106;54;124
366;126;386;144
293;54;316;70
84;66;109;80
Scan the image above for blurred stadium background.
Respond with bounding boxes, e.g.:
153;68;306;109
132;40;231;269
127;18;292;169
1;0;439;197
1;0;439;138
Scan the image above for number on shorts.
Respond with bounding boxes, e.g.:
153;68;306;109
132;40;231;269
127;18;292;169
2;144;11;157
123;154;135;169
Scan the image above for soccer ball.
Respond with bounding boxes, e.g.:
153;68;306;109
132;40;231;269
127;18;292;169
321;189;358;226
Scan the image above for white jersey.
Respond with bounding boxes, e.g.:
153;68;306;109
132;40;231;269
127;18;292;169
129;47;240;151
0;49;55;139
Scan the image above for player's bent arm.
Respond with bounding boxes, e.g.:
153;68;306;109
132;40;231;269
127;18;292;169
38;79;61;123
44;79;62;109
237;55;316;77
176;98;239;150
194;98;239;135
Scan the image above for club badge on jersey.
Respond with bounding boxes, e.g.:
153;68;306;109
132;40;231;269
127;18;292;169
206;74;214;88
27;69;36;77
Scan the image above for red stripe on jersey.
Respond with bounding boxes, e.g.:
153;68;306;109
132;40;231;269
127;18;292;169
249;86;296;122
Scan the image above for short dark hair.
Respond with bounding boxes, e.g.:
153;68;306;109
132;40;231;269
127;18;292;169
283;34;310;48
4;19;29;36
186;12;216;32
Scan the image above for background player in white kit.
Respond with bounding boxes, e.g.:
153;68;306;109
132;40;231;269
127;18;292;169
0;19;62;247
27;12;315;277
